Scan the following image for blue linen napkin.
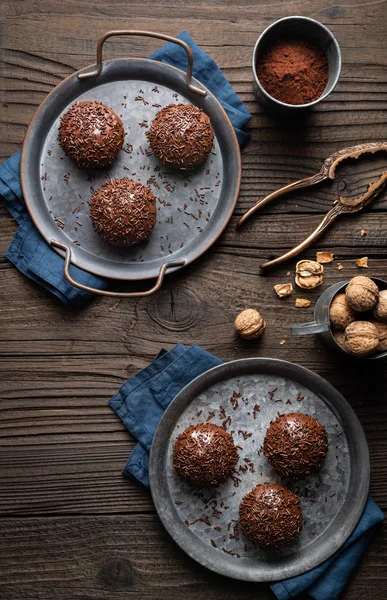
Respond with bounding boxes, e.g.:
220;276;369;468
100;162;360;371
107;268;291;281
0;33;251;306
109;344;384;600
0;150;109;306
150;31;251;145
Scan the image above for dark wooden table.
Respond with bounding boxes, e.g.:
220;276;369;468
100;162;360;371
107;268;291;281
1;1;386;598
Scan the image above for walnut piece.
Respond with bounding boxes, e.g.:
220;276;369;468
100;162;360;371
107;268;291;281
360;229;367;237
372;289;387;322
234;309;266;339
274;283;293;298
344;321;379;356
370;320;387;351
316;252;334;264
329;293;356;330
356;257;369;268
279;339;286;345
337;263;343;271
295;298;311;308
345;276;379;312
295;260;324;289
333;330;346;349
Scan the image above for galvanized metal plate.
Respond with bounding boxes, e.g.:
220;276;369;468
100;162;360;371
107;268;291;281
149;358;370;582
21;59;241;280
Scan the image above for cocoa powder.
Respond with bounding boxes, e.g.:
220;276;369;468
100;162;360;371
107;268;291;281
257;38;329;105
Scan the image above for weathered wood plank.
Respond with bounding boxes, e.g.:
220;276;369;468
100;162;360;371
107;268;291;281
0;515;385;600
1;0;387;597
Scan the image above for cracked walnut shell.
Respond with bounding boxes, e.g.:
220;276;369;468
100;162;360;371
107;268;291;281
372;290;387;322
274;283;293;298
333;330;346;349
235;309;266;339
344;321;379;356
329;294;356;330
295;260;324;289
370;320;387;351
345;276;379;312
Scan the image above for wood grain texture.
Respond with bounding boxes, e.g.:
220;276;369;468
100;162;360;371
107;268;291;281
1;0;387;598
0;516;385;600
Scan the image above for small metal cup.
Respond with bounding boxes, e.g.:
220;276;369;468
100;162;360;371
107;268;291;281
252;16;342;116
292;278;387;361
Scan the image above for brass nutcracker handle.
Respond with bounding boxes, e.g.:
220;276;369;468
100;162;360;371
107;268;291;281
50;240;185;297
238;142;387;270
78;30;206;96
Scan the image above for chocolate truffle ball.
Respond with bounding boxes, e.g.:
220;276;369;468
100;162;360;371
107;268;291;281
89;178;156;247
147;104;214;170
239;483;303;549
263;413;328;480
173;423;239;487
58;101;124;168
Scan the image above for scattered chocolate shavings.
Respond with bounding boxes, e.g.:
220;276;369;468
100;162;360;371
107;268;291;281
268;388;278;401
253;404;260;419
210;539;217;548
238;430;252;440
135;95;149;105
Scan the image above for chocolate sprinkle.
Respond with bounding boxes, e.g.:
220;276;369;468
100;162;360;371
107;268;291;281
58;101;124;169
147;104;214;170
263;412;328;479
239;483;303;549
89;178;156;247
173;423;239;487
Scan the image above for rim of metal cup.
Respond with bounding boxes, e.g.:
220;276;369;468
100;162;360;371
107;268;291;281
323;277;387;360
252;16;342;109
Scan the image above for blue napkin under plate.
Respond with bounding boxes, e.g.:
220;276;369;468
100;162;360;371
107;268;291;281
0;32;251;306
109;344;384;600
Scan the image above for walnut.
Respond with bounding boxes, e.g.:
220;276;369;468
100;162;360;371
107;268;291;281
344;321;379;356
274;283;293;298
295;260;324;289
235;309;266;339
295;298;311;308
333;330;345;349
316;251;334;264
356;257;369;268
372;289;387;322
370;320;387;351
329;293;356;330
345;276;379;312
360;229;367;237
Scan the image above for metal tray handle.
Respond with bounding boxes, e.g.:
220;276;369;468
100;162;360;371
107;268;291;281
51;240;185;297
78;30;206;96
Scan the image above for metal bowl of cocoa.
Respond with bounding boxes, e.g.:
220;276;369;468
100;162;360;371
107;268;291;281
252;16;341;115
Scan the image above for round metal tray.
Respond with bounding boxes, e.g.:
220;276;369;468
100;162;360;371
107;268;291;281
20;31;241;296
149;358;370;582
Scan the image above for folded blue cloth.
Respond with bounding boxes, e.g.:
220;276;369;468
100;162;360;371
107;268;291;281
109;344;384;600
0;151;109;306
0;33;251;306
150;31;251;145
